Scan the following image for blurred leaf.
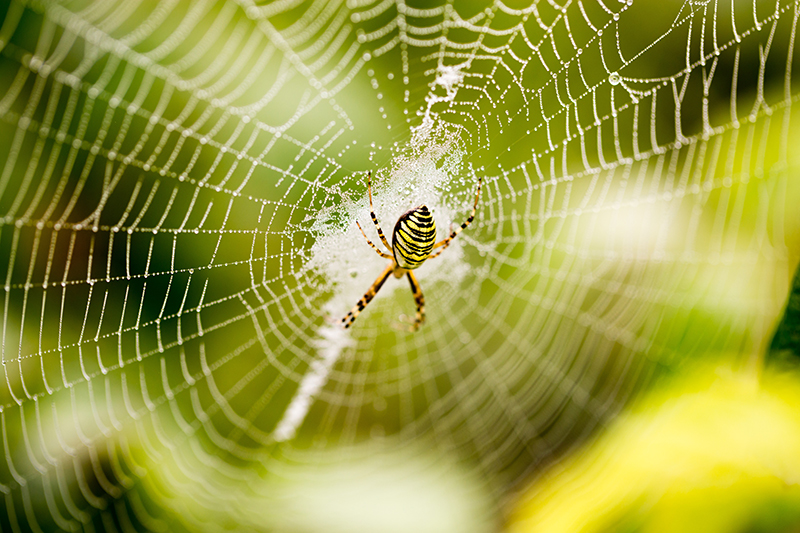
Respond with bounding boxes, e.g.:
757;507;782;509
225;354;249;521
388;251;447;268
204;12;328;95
508;365;800;533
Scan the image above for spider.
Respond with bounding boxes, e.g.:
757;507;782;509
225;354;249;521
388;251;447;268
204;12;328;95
341;171;482;331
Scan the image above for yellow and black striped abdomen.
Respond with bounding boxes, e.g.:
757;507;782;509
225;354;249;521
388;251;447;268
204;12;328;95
392;205;436;269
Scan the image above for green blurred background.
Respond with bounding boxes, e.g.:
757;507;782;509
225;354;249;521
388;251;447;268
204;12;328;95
0;0;799;531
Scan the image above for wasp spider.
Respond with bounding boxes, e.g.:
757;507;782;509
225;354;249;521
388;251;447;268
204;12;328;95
341;172;483;331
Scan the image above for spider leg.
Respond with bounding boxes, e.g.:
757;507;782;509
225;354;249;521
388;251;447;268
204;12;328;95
366;171;392;250
426;223;454;259
427;244;448;259
431;177;483;253
356;221;393;259
405;270;425;331
342;263;394;329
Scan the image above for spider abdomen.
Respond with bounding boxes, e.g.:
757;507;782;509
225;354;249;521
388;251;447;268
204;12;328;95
392;205;436;269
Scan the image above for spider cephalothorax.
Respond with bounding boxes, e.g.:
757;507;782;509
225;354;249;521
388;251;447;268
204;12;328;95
341;172;482;331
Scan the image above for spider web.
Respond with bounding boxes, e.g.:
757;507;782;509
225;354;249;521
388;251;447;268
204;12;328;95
0;0;799;530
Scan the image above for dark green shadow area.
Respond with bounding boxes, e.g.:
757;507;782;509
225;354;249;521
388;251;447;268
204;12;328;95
769;262;800;361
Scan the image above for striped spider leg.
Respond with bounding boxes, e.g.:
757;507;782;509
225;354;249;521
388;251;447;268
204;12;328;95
341;172;483;331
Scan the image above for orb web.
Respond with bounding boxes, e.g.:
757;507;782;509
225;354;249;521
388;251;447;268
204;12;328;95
0;0;798;530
